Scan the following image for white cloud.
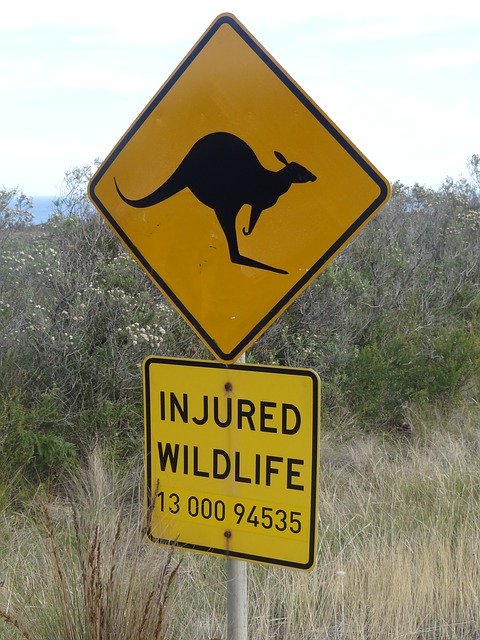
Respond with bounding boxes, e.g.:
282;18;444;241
1;133;97;195
324;20;448;43
408;48;480;70
3;0;480;34
53;66;157;92
1;0;479;195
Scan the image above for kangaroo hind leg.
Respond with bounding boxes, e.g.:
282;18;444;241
218;212;288;275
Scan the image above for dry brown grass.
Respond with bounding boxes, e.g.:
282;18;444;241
1;401;480;639
0;448;180;640
166;401;480;640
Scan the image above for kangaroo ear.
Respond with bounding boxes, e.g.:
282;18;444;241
274;151;288;165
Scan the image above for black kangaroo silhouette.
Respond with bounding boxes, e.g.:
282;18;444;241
114;132;316;275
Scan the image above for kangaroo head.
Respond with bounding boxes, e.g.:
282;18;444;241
274;151;316;183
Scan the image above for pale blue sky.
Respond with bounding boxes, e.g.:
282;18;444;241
1;0;479;196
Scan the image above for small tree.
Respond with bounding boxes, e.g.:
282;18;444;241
0;187;32;229
51;162;99;220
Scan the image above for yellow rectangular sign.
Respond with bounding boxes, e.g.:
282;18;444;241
144;357;320;570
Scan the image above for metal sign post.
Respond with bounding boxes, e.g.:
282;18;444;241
227;557;248;640
227;353;248;640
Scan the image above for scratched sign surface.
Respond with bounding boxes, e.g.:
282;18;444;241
88;13;390;362
143;357;320;570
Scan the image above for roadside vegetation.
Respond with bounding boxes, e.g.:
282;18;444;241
0;157;479;638
1;410;480;640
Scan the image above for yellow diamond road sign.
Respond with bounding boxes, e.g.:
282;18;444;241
88;13;391;363
144;357;320;570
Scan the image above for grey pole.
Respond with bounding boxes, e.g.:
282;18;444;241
227;558;248;640
227;352;248;640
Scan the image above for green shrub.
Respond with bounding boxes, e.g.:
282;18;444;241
343;325;479;424
0;393;76;491
1;159;479;479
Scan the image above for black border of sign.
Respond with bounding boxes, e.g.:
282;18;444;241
88;13;390;363
143;356;320;570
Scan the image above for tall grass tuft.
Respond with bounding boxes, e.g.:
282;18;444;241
0;447;180;640
162;401;480;640
2;403;480;639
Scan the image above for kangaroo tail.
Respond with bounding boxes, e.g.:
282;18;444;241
114;169;185;208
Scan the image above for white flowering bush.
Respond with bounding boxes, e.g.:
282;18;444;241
0;170;204;481
1;158;479;484
0;187;33;235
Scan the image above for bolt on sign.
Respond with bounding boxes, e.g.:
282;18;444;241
88;13;390;363
144;357;320;570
